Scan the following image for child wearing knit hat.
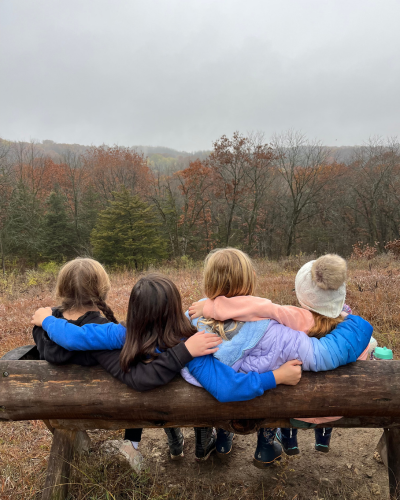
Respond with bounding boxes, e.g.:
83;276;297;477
189;253;371;455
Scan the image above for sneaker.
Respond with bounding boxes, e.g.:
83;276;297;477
194;427;217;461
276;428;300;456
216;429;234;458
119;440;144;473
253;428;282;469
315;427;332;453
164;428;185;460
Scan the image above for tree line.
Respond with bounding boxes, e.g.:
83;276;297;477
1;131;399;272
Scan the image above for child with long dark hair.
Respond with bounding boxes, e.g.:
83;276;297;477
32;261;223;469
32;272;302;461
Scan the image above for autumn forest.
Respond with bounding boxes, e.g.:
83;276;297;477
1;131;399;272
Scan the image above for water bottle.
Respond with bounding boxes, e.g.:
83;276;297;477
372;346;393;361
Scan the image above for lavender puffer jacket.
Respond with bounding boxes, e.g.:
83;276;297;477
182;311;373;386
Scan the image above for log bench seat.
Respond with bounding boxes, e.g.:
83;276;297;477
1;345;400;499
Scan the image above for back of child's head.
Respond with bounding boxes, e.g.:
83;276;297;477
202;248;256;339
204;248;256;299
55;258;118;323
120;273;196;371
295;254;347;338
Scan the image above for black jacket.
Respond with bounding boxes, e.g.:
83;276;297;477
33;308;193;391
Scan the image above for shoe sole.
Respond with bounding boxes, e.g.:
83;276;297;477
170;439;184;460
216;435;235;459
276;435;300;456
252;454;282;469
195;445;216;462
216;448;232;459
315;445;330;453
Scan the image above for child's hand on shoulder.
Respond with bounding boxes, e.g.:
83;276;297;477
185;331;222;357
31;307;53;326
188;300;207;319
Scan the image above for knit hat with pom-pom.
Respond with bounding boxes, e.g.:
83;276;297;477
295;254;347;318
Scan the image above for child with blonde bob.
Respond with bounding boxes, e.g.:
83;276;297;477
184;248;373;467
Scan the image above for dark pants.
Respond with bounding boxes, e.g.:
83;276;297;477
124;427;183;443
124;428;143;442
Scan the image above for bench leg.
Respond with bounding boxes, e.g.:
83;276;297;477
41;429;91;500
43;420;55;434
385;428;400;499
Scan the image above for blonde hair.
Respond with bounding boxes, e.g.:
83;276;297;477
308;312;343;339
55;258;118;323
201;248;256;339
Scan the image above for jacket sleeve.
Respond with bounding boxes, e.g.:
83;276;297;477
91;343;193;391
186;355;276;403
304;315;373;371
205;296;314;333
42;316;126;351
32;326;50;360
33;325;97;365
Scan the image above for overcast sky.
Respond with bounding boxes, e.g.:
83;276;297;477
1;0;399;151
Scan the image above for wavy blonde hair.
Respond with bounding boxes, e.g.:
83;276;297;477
55;258;118;323
201;248;256;339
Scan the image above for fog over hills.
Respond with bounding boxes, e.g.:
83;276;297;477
0;136;363;165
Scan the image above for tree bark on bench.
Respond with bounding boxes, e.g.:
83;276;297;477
3;358;400;499
2;360;400;421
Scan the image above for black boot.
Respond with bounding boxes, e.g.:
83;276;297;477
164;428;184;459
216;429;234;458
276;428;300;455
315;427;332;453
253;428;282;469
194;427;216;461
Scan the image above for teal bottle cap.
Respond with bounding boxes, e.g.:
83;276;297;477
374;346;393;360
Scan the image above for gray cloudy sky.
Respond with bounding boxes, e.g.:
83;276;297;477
1;0;399;151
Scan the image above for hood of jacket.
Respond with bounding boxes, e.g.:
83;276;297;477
52;307;108;326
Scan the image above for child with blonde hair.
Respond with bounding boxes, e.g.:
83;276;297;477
184;248;372;467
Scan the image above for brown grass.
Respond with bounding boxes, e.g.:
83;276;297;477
0;255;399;499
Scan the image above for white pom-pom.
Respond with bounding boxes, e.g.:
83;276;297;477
311;254;347;290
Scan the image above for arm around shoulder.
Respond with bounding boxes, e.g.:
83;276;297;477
42;316;126;351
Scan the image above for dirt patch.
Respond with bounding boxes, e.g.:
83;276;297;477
130;426;388;499
0;421;390;499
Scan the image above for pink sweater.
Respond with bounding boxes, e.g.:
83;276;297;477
203;296;315;333
202;296;369;425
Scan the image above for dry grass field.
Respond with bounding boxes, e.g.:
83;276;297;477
1;255;399;499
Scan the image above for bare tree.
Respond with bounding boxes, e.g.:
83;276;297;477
272;131;336;256
0;140;13;274
348;137;400;249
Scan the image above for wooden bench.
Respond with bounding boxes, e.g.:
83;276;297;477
2;345;400;500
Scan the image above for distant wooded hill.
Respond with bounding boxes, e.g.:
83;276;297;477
0;132;399;271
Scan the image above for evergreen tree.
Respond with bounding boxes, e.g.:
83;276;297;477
42;190;77;261
91;188;167;269
5;182;44;266
74;186;102;253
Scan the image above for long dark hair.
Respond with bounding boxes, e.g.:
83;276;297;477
120;273;196;371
